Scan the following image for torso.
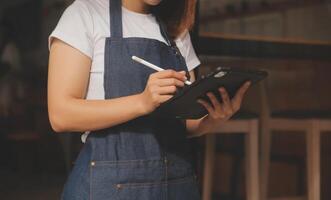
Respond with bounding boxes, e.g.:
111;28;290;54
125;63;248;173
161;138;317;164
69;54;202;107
73;0;193;100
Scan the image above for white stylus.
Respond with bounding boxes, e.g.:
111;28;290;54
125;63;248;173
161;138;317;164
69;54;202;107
132;56;192;85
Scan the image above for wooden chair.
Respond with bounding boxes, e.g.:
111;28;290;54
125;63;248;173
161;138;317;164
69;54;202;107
259;66;331;200
202;112;260;200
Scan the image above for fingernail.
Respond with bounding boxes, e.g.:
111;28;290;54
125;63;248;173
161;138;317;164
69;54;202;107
179;71;186;74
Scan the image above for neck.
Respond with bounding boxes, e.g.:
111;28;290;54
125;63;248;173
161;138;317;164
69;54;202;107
122;0;151;14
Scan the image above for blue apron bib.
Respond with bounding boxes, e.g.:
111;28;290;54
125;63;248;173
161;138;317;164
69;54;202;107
61;0;201;199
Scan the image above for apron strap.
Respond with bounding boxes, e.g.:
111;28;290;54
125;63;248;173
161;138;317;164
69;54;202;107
156;16;191;80
109;0;123;38
109;1;191;79
156;16;175;47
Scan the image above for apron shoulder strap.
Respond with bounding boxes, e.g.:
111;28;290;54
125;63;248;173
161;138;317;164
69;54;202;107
156;16;191;80
156;17;186;59
109;0;123;38
155;16;175;47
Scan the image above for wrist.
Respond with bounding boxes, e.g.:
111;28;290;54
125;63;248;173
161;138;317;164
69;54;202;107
135;93;148;116
186;115;209;138
195;115;214;135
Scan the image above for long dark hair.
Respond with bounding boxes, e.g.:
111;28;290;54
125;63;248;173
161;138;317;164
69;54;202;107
151;0;196;39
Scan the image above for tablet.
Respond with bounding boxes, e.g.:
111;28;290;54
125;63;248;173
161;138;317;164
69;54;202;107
151;67;268;119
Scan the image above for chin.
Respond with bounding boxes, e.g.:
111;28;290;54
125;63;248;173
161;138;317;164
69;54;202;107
144;0;162;6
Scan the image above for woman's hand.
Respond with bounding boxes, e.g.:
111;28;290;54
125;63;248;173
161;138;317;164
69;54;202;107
196;81;251;134
138;69;187;115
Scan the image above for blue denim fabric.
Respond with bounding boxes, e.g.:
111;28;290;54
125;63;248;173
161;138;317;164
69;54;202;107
61;0;201;199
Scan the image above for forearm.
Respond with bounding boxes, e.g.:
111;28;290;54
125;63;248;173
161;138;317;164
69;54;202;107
49;94;145;133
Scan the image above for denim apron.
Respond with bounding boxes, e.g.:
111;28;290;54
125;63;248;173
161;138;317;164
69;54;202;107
61;0;201;199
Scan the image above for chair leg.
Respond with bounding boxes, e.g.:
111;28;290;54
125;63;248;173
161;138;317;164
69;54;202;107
202;134;216;200
306;121;320;200
245;120;259;200
260;121;271;200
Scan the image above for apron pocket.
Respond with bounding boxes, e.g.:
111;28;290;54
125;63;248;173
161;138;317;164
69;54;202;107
90;158;198;200
90;158;165;200
115;175;197;200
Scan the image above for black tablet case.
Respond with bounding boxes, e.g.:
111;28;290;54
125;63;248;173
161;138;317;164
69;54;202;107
151;67;268;119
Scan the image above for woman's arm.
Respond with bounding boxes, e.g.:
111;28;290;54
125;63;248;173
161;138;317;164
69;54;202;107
185;69;251;138
48;39;187;133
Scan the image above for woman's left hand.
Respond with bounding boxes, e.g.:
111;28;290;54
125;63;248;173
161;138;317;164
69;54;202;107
196;81;251;133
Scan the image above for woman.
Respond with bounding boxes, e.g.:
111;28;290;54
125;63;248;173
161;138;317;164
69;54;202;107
48;0;251;199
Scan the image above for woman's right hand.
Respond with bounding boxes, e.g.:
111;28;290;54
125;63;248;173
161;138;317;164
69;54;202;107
138;69;188;115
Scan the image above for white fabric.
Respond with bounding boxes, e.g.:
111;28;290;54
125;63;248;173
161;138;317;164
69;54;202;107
49;0;201;142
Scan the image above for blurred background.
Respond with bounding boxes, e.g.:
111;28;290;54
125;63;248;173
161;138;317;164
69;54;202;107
0;0;330;200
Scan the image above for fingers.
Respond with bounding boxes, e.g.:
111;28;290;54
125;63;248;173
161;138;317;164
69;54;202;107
159;95;173;103
151;69;187;82
197;83;251;121
148;70;186;96
219;87;233;116
157;78;185;87
206;92;223;116
197;99;214;115
158;85;178;95
143;70;186;114
231;81;251;111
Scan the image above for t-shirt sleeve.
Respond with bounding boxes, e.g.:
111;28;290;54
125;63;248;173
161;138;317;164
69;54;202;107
175;30;201;72
48;0;94;59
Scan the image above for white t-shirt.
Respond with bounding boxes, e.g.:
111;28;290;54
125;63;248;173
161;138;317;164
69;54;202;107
49;0;201;142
